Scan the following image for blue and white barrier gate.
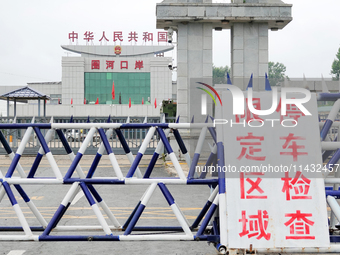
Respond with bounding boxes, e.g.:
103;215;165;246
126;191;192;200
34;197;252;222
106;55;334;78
0;120;223;249
3;88;340;252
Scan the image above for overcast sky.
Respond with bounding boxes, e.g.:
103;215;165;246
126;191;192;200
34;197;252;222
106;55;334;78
0;0;339;87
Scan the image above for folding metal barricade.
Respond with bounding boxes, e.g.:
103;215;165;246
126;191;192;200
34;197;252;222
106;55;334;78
3;89;340;253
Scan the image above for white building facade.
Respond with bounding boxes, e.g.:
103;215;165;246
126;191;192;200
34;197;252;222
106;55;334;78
7;45;174;117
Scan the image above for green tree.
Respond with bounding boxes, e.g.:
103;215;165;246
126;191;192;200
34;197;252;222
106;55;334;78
268;61;288;86
331;47;340;80
213;65;231;85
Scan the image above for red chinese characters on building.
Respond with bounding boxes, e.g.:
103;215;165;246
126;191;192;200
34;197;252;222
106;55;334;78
280;133;308;161
143;32;153;42
106;61;115;70
135;61;143;70
128;31;138;42
69;31;78;42
276;98;305;123
281;171;312;201
84;31;94;42
120;61;128;69
235;98;264;123
240;172;267;199
99;31;109;42
236;133;266;161
158;32;168;42
284;210;315;240
239;210;271;240
91;60;100;70
114;31;123;42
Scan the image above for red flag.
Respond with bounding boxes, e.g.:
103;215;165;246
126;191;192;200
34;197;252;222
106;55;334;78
71;98;73;105
84;98;86;104
129;98;131;108
111;81;115;100
154;98;157;108
95;98;99;104
142;97;144;105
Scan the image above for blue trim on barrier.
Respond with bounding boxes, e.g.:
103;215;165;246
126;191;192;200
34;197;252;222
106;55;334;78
326;191;340;199
52;203;71;229
64;152;83;179
42;204;66;235
188;153;200;179
39;235;120;241
191;200;212;229
87;153;102;178
56;129;72;154
217;142;226;194
123;204;146;235
5;153;21;178
0;226;44;232
321;119;333;141
327;149;340;170
2;182;17;206
87;185;103;203
326;187;340;190
143;153;159;178
126;152;143;178
199;152;216;179
34;127;50;154
188;179;219;185
14;185;30;202
28;153;43;178
196;203;218;236
212;218;219;235
98;128;112;154
173;129;188;154
330;235;340;242
123;201;141;229
157;128;173;154
158;183;175;205
0;130;12;154
115;129;130;153
63;179;125;184
208;127;217;143
318;93;340;101
80;182;96;206
0;123;51;129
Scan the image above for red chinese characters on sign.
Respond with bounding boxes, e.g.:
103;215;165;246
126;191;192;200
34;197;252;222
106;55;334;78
106;61;115;70
281;171;312;201
69;31;78;42
114;31;123;42
239;210;271;240
135;61;143;70
284;210;315;240
240;172;267;199
120;61;128;69
158;32;168;42
237;133;266;161
280;133;308;161
99;31;109;42
128;31;138;42
276;98;305;123
143;32;153;42
235;98;264;123
84;31;94;42
91;60;100;70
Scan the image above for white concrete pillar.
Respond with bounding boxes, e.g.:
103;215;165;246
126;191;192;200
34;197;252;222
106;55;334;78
177;22;213;123
231;22;268;90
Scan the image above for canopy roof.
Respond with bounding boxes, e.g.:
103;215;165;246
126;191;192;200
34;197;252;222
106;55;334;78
0;86;50;102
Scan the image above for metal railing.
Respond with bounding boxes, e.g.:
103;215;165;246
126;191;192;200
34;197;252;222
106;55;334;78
0;116;176;155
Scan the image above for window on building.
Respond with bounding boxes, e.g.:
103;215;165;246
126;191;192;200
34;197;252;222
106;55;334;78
84;72;150;105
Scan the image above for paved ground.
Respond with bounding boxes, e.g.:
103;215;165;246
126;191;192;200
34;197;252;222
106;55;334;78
0;155;219;255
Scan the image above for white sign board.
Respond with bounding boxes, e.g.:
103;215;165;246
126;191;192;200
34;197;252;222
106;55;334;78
218;91;329;249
